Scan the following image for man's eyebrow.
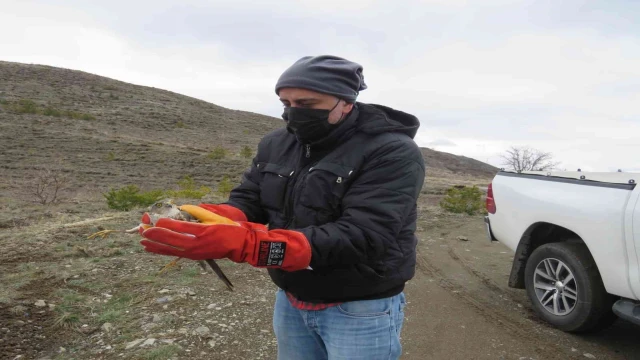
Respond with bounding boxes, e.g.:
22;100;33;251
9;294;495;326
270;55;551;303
294;98;320;103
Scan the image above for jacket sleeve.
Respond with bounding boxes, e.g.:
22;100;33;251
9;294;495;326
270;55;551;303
298;138;425;268
224;156;268;224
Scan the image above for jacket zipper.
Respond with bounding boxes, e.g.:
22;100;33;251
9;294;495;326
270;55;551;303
283;144;312;229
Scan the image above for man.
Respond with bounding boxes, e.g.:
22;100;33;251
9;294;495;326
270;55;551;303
139;55;425;359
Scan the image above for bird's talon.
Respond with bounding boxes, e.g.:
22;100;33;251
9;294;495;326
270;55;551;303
87;230;117;240
157;257;183;275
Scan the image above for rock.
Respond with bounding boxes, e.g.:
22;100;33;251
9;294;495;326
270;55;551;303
193;326;211;337
161;339;176;344
59;347;66;353
456;236;469;241
140;338;156;347
101;323;114;333
158;289;171;294
141;322;158;332
125;339;145;349
207;304;217;310
11;305;27;314
186;290;196;296
152;314;162;323
208;340;217;348
34;300;46;307
105;345;112;350
156;297;171;303
584;354;596;359
15;320;25;327
48;303;56;310
178;328;188;335
572;348;578;352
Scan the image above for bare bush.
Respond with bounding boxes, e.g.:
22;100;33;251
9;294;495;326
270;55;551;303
499;146;560;172
29;168;69;205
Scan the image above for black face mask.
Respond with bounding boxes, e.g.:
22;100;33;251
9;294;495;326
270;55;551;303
282;100;342;144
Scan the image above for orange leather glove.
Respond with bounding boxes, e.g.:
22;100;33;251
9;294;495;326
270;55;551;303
139;216;311;272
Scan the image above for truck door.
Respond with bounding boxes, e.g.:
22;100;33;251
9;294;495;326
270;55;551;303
631;190;640;299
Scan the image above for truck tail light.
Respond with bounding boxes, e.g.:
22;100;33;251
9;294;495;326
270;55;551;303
486;182;496;214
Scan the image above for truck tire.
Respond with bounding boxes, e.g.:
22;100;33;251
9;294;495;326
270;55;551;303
524;241;616;333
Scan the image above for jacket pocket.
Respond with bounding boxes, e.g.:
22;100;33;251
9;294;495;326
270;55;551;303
257;162;294;210
299;162;353;216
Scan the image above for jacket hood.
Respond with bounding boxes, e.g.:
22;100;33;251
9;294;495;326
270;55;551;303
355;103;420;139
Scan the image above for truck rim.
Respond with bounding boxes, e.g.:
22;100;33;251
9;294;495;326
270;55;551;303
533;258;578;316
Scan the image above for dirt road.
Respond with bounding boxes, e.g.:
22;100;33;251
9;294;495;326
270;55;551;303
1;209;638;360
403;216;640;360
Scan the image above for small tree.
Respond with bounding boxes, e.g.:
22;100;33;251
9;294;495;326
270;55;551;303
103;185;164;211
439;185;484;215
499;146;560;172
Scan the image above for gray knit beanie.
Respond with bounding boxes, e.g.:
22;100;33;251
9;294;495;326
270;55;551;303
275;55;367;102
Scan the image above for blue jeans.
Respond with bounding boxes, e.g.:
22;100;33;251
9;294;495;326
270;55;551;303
273;289;406;360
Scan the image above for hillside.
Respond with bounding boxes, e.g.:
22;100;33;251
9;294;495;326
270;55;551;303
420;148;498;178
0;60;496;206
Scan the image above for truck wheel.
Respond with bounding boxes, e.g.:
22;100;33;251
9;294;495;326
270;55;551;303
524;241;616;333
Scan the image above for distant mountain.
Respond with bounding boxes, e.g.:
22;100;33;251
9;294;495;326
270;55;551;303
420;147;498;178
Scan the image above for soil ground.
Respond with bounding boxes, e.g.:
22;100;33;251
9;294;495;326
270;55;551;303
1;201;638;360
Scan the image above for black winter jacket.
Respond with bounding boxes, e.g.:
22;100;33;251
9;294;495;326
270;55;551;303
226;102;425;303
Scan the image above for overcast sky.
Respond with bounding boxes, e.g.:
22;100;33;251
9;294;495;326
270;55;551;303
2;0;639;172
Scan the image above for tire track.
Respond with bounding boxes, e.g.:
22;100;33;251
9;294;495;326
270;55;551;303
415;247;578;360
447;247;507;296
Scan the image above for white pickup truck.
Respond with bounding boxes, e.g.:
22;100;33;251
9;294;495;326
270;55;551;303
485;170;640;332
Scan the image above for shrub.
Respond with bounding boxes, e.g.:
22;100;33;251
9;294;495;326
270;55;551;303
29;168;69;205
240;145;253;159
64;110;95;120
10;99;39;114
217;176;234;199
165;175;211;199
3;99;95;120
207;146;227;160
103;185;164;211
439;185;484;215
43;107;62;117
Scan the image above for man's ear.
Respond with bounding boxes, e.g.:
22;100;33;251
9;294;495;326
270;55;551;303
342;101;354;115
